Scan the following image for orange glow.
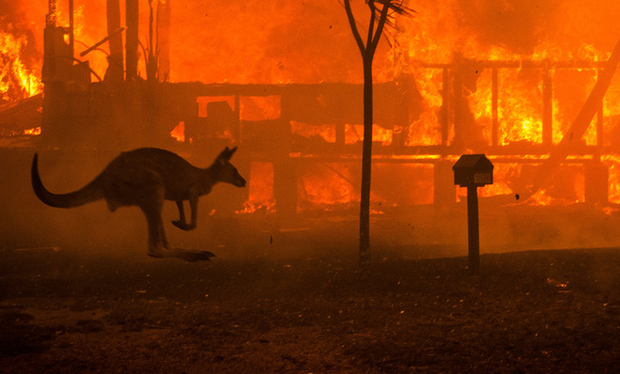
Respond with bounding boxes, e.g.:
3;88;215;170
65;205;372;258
4;0;620;210
23;127;41;136
346;124;393;146
300;163;358;209
236;162;275;214
604;155;620;204
0;31;42;101
170;121;185;142
291;122;336;143
240;96;280;121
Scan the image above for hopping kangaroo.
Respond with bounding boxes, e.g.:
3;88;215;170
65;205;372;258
31;147;246;261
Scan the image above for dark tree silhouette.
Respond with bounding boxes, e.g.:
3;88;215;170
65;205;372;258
343;0;412;265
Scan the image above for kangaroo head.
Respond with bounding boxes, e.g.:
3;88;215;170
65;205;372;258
212;146;246;187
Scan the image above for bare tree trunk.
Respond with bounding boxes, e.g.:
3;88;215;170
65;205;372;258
359;56;373;265
344;0;406;266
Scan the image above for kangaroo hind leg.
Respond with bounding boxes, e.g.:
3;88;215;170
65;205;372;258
172;188;199;231
140;184;214;261
138;184;169;258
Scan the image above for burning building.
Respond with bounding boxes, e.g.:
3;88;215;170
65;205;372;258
2;0;620;254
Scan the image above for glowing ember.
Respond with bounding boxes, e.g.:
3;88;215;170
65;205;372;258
170;121;185;142
23;126;41;136
236;161;275;214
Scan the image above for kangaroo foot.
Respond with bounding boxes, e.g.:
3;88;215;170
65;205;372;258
148;251;164;258
170;249;216;262
148;248;215;262
172;220;195;231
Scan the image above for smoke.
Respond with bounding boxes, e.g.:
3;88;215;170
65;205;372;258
456;0;564;54
0;151;140;256
458;0;620;53
3;0;620;261
3;0;620;86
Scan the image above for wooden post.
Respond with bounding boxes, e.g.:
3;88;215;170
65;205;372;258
597;68;605;149
491;67;498;147
157;0;171;81
126;0;139;80
69;0;74;57
441;67;450;146
466;185;480;274
106;0;124;82
542;63;553;146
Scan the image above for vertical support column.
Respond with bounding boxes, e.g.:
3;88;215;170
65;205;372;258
597;69;605;149
434;160;455;206
69;0;74;58
106;0;124;82
157;0;171;81
542;63;553;146
273;158;298;216
391;75;412;152
491;67;499;147
47;0;57;26
335;122;345;145
441;67;450;146
274;94;297;217
233;94;241;144
466;185;480;274
126;0;139;81
585;161;609;205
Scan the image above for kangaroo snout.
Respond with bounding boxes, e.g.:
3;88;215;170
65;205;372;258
235;175;247;188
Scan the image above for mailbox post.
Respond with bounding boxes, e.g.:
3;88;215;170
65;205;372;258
453;154;494;273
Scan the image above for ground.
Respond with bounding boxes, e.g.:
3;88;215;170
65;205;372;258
2;246;620;373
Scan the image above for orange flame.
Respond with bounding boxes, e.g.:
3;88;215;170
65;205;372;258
5;0;620;209
0;31;42;101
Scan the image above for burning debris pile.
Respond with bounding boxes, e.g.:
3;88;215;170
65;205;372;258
2;0;620;252
0;2;43;139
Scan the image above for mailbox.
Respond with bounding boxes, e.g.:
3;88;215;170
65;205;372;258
452;154;493;274
453;154;494;187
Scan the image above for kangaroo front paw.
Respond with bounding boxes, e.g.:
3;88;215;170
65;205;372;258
178;250;216;262
172;220;194;231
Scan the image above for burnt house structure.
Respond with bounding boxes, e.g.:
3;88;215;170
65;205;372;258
39;0;618;216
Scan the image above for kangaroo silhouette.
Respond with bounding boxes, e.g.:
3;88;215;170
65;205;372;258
31;147;246;261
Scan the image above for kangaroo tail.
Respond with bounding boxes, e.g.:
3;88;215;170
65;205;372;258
31;154;104;208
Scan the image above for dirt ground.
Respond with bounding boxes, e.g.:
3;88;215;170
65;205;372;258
2;246;620;373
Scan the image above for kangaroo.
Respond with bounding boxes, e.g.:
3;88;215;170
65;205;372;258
31;147;246;261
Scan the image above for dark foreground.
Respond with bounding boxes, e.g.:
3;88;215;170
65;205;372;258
2;247;620;373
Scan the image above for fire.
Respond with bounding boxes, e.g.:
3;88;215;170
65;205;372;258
236;161;276;214
299;162;358;209
604;155;620;204
346;125;393;146
4;0;620;211
290;122;394;146
170;121;185;143
23;127;41;136
0;31;42;101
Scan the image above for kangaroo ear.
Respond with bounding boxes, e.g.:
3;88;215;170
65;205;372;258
217;146;237;162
